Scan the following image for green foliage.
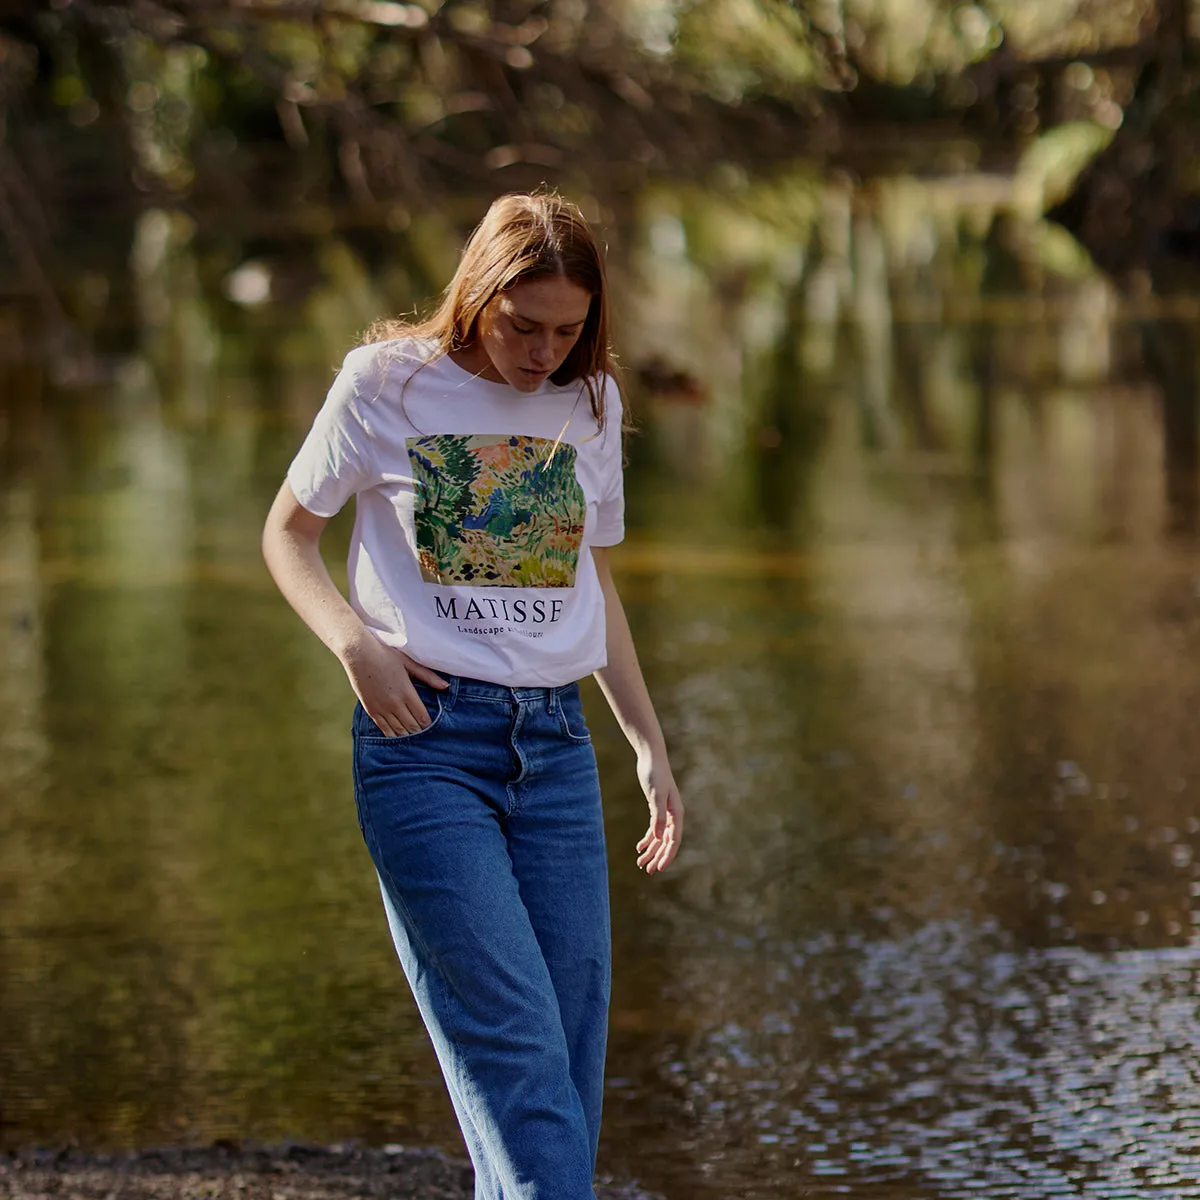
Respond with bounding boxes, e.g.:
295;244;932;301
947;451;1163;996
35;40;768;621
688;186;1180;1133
409;435;584;587
1013;120;1116;215
673;0;822;99
0;0;1189;313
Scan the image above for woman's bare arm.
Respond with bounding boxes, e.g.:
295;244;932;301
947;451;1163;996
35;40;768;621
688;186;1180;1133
591;546;684;874
262;481;446;736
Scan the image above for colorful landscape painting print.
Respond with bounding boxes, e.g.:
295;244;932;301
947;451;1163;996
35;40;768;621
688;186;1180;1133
407;434;586;587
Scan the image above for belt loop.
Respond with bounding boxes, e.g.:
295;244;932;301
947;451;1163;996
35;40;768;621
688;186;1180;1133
442;674;460;712
547;686;557;715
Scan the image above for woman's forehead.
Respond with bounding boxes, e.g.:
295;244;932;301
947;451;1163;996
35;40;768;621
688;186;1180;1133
496;276;592;324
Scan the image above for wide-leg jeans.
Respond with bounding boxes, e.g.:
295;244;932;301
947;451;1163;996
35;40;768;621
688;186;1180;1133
351;674;611;1200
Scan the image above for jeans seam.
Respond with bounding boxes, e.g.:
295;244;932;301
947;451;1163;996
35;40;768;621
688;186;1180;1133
555;704;592;744
353;736;457;987
369;865;482;1159
505;701;527;816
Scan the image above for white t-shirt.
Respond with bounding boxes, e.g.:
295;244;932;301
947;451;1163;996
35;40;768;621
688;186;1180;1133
287;338;625;687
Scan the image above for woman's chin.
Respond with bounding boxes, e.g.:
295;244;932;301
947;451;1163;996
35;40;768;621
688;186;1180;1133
511;368;550;391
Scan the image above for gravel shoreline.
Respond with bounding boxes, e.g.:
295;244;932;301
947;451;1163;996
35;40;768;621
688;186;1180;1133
0;1144;664;1200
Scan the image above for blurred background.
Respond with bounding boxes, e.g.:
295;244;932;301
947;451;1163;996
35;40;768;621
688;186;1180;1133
5;1;1200;1197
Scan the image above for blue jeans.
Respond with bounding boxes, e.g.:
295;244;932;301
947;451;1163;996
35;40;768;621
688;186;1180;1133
352;675;611;1200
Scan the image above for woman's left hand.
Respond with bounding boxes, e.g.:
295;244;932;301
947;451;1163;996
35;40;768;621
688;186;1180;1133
635;752;684;875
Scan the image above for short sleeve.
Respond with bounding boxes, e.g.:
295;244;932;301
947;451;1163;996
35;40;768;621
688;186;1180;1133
287;345;383;517
591;375;625;547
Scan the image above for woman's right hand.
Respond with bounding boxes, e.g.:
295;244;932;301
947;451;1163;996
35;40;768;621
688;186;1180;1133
261;484;446;737
339;630;448;737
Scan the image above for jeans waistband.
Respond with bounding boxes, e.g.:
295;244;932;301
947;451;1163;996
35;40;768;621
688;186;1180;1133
422;673;580;712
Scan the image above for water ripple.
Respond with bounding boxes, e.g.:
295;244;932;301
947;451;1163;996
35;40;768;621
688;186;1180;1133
665;921;1200;1196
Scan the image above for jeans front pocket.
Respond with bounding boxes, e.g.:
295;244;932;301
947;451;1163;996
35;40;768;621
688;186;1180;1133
555;685;592;744
353;685;445;743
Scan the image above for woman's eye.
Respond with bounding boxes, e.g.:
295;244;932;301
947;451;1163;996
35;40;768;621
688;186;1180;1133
513;323;535;335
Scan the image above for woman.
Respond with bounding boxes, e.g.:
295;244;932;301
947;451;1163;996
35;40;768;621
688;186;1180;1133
261;192;684;1199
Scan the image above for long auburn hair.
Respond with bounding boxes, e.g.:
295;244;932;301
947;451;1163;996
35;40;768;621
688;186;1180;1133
365;192;614;428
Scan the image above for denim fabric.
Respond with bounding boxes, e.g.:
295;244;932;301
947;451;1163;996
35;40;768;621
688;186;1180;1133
352;675;611;1200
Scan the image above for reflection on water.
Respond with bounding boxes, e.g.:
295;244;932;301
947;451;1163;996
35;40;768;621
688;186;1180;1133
5;194;1200;1198
638;925;1200;1196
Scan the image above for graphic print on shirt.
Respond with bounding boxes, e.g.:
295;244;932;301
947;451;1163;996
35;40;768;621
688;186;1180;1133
407;434;585;587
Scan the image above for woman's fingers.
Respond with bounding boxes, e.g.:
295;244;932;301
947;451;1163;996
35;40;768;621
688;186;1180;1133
370;712;403;737
400;653;449;690
408;692;433;729
369;689;432;737
637;821;668;871
637;786;683;873
643;826;675;873
636;819;659;861
393;695;430;735
653;825;679;872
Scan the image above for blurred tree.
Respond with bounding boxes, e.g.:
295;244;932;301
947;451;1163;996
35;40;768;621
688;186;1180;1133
1047;0;1200;285
0;0;1193;356
0;0;838;360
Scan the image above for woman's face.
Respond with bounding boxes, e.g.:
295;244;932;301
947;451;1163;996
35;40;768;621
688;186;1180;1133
466;275;593;392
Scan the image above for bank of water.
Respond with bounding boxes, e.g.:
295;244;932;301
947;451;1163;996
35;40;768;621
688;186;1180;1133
4;196;1200;1197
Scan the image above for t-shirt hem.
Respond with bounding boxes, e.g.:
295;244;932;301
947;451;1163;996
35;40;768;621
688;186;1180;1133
374;636;605;689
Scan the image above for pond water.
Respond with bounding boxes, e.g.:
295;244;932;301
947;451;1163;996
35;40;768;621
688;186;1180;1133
4;197;1200;1199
